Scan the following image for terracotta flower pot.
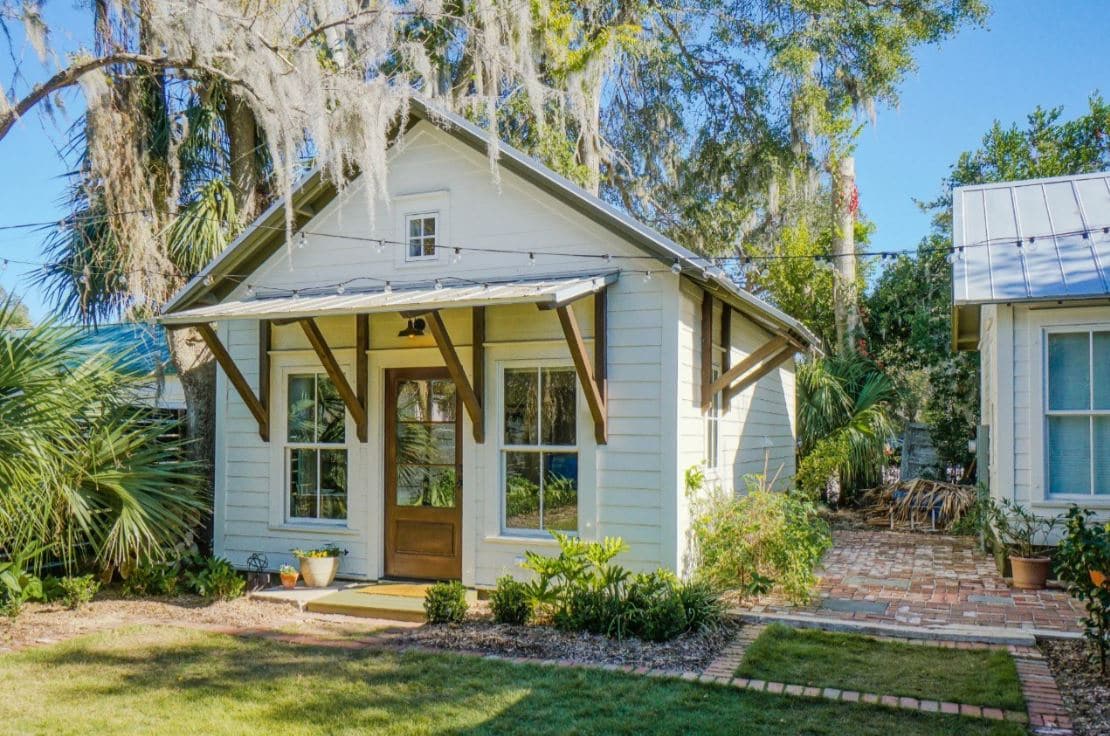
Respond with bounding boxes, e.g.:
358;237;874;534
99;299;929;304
299;556;339;588
280;571;299;590
1010;556;1052;590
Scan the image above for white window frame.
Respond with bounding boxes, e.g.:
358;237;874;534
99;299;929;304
404;211;439;262
1043;325;1110;499
280;367;353;527
498;362;580;538
705;363;721;469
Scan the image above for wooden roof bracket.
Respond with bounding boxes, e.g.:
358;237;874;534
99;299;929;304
549;298;607;445
701;333;797;412
422;309;485;443
183;323;270;441
298;317;368;442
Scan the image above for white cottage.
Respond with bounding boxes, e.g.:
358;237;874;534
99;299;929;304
161;99;818;585
952;171;1110;520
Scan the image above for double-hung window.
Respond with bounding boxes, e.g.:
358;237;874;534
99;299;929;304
1045;329;1110;497
287;373;348;521
406;212;438;260
502;367;578;534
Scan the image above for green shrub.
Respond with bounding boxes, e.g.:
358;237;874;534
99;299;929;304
489;575;530;625
122;561;181;597
186;557;245;600
689;483;831;603
55;575;100;610
795;433;850;502
424;581;468;624
676;580;724;633
1056;506;1110;675
0;547;45;618
519;533;723;641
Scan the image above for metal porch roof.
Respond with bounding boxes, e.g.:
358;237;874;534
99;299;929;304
159;272;620;325
952;171;1110;305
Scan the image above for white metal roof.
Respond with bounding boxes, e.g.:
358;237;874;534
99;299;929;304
952;171;1110;304
160;272;619;325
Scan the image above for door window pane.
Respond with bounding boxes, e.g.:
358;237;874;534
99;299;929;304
1048;333;1091;410
430;380;457;421
397;465;457;508
1094;333;1110;410
397;380;427;421
505;452;541;530
504;369;538;445
1048;416;1091;495
542;369;577;445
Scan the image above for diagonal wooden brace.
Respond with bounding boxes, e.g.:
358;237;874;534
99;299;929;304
555;303;607;445
701;334;794;412
299;317;368;442
424;310;485;443
192;323;269;441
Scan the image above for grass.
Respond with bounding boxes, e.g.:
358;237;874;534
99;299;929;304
0;626;1027;735
736;624;1025;711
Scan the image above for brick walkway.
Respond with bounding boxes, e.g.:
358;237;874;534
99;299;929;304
738;529;1084;633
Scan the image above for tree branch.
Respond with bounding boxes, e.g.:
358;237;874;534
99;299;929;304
0;52;256;143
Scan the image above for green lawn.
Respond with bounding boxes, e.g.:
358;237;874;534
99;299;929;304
736;624;1025;711
0;626;1025;735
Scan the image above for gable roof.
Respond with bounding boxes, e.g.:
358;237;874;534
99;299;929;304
951;170;1110;351
162;97;819;349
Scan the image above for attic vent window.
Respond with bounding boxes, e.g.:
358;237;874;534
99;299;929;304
406;213;438;260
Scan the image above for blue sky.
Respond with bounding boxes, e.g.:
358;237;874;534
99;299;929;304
1;2;1109;321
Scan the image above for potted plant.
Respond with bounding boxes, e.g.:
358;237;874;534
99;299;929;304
990;499;1061;590
291;545;346;588
278;564;299;590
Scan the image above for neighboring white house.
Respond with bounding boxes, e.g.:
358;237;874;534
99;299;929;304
160;98;818;586
952;171;1110;521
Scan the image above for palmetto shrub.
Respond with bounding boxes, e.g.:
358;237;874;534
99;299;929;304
0;303;206;575
797;351;896;501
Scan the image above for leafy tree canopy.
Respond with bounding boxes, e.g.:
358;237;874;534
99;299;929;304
0;287;31;327
866;94;1110;476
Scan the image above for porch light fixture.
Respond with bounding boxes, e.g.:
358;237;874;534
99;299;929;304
398;317;426;339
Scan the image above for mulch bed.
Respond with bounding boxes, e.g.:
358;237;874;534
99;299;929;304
1040;638;1110;736
396;619;739;671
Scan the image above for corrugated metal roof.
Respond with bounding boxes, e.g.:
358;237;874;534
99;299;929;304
952;171;1110;304
161;272;619;325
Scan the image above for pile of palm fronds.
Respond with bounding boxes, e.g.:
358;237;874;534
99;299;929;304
860;479;977;531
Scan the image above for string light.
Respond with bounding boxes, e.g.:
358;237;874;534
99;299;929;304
643;270;653;283
451;247;462;264
671;260;682;275
434;278;444;291
297;231;307;249
528;252;536;268
246;284;256;297
336;283;346;295
383;281;392;295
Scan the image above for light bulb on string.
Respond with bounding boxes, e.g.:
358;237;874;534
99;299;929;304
375;240;385;254
246;284;256;298
671;260;682;275
643;270;653;283
528;252;536;268
336;283;346;295
434;278;444;291
297;231;307;249
383;281;393;295
1027;237;1038;252
452;247;462;264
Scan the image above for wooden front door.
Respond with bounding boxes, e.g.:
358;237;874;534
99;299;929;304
384;368;463;580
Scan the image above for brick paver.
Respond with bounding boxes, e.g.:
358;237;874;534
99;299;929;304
737;530;1083;633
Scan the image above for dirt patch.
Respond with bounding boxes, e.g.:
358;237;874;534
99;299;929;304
396;619;738;671
1040;638;1110;736
0;590;391;652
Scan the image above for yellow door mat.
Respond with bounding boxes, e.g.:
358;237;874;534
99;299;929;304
352;583;433;598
